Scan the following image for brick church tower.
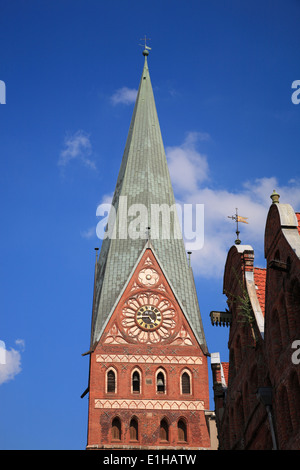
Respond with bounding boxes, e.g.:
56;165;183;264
84;48;212;450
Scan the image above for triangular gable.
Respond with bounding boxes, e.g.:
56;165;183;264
95;242;206;352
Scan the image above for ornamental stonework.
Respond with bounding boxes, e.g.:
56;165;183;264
96;354;202;365
94;398;205;411
120;292;176;344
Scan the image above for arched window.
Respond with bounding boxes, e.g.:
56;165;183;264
235;395;244;434
130;417;138;441
181;371;191;394
111;417;121;441
287;277;300;340
177;419;187;442
235;335;242;367
157;371;165;393
270;309;282;361
278;386;293;443
290;371;300;431
132;370;140;393
107;369;116;393
160;418;169;441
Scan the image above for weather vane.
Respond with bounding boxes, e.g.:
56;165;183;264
228;208;248;245
139;35;152;52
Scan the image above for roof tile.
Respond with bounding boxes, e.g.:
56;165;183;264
253;267;266;316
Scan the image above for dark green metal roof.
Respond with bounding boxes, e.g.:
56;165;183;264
91;52;208;354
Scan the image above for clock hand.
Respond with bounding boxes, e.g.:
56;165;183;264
141;314;155;323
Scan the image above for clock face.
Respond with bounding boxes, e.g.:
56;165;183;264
135;305;162;330
121;292;177;344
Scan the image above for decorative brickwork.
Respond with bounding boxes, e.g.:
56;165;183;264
211;197;300;450
87;248;211;449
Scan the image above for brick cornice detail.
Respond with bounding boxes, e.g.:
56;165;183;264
95;398;205;411
96;354;202;365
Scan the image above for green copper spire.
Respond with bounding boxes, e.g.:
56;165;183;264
91;51;208;354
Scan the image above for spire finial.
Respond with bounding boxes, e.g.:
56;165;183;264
270;189;280;204
139;35;151;56
187;251;192;267
228;208;249;245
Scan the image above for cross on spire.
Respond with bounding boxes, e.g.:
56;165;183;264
139;35;151;55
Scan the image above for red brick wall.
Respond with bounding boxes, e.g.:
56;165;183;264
264;204;300;450
87;249;211;449
213;202;300;450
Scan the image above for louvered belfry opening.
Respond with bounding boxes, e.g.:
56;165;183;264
182;372;190;394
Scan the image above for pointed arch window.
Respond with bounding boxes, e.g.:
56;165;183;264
130;417;139;441
181;371;191;394
111;417;121;441
107;369;116;393
156;371;165;393
132;370;140;393
160;418;169;442
178;419;187;442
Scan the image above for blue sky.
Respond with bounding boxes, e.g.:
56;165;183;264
0;0;299;449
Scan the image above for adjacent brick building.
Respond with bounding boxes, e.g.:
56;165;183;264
82;48;216;450
211;191;300;449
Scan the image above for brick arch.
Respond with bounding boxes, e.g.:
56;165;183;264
159;416;170;442
177;416;188;442
111;415;122;441
129;415;139;441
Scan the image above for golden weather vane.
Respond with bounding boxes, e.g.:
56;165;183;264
228;208;248;245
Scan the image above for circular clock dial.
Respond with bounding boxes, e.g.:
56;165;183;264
136;305;162;330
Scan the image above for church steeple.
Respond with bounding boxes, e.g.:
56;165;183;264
86;49;213;450
91;50;208;354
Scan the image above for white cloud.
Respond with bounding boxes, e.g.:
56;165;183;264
166;132;210;194
111;87;138;105
166;133;300;279
99;192;114;206
80;227;96;239
58;130;96;170
81;193;114;241
0;340;25;385
15;339;25;352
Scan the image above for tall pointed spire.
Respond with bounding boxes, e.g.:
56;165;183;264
91;50;208;354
